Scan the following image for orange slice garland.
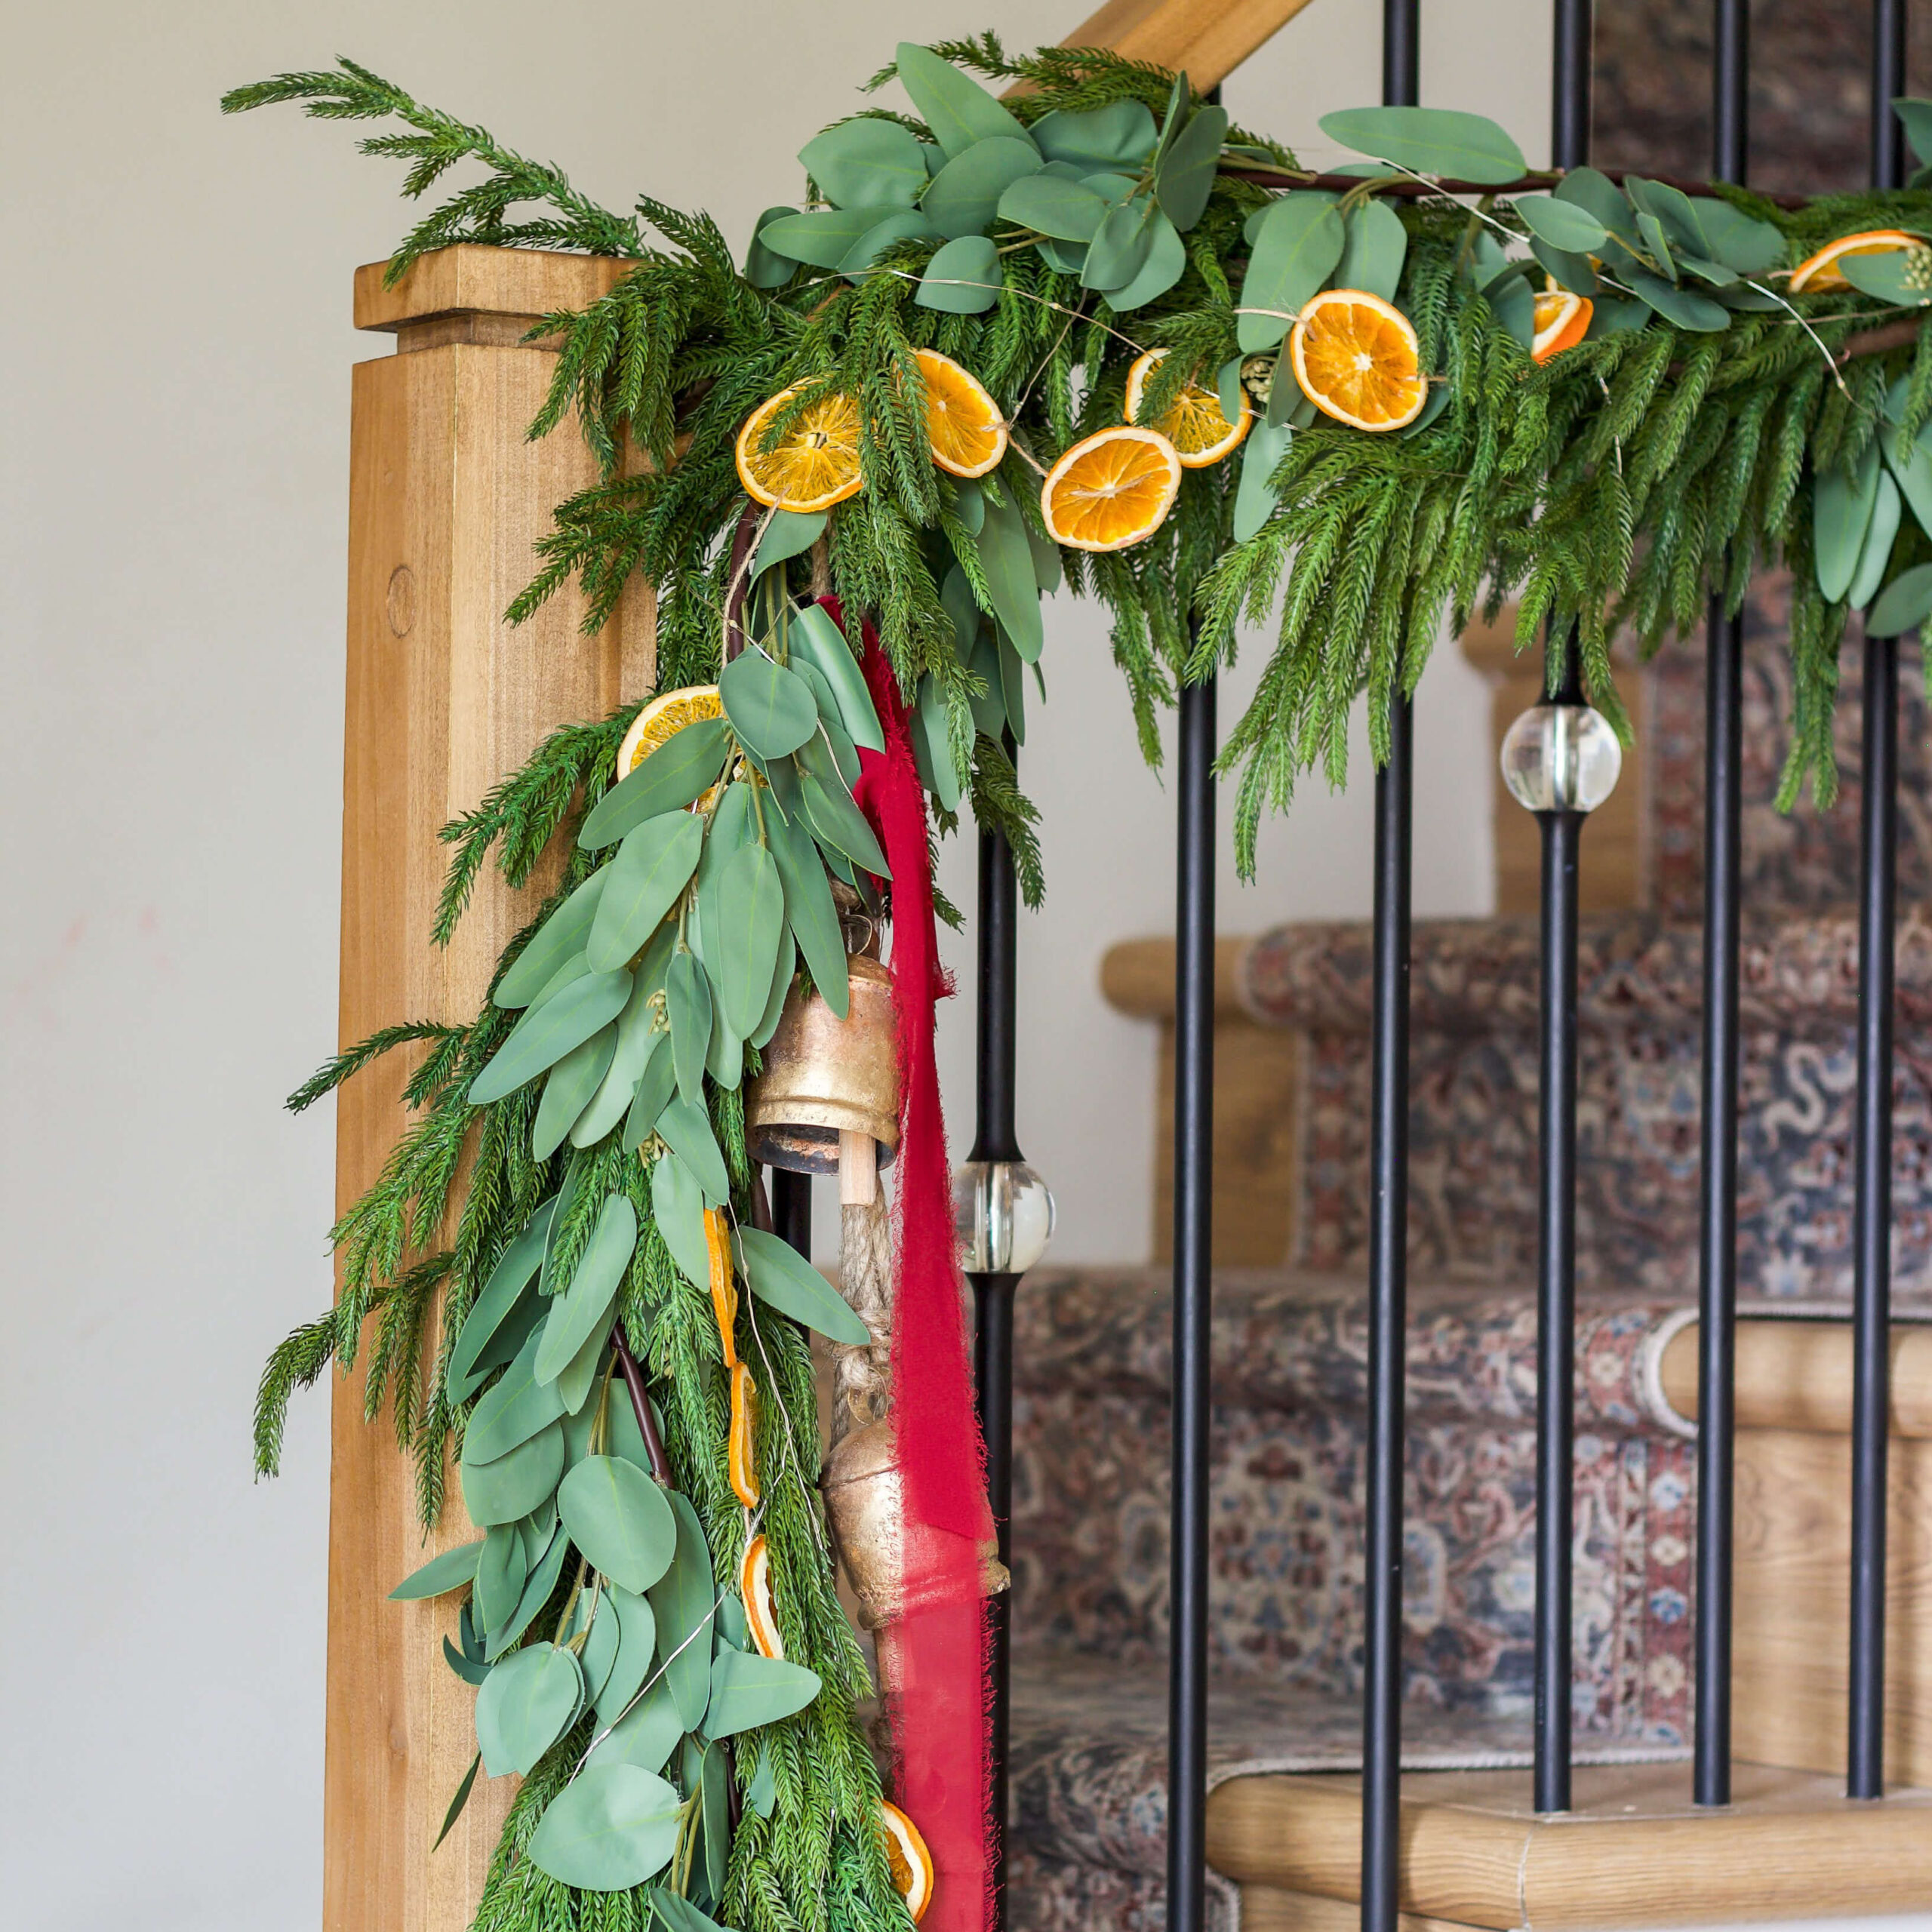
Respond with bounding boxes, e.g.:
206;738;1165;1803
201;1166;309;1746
1531;289;1593;365
740;1534;783;1660
1123;348;1251;467
735;384;865;512
914;348;1008;479
728;1360;761;1509
615;685;723;786
1788;229;1921;293
703;1207;737;1368
1288;288;1428;432
880;1801;936;1924
1039;426;1182;552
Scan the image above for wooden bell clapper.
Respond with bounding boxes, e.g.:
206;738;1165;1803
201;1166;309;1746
838;1128;878;1206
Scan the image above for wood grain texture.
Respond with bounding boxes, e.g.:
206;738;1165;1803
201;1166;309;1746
1659;1316;1932;1436
1100;934;1251;1018
1208;1760;1932;1928
352;245;635;334
1458;611;1645;916
1241;1884;1481;1932
328;251;653;1932
1041;0;1323;90
1728;1428;1932;1788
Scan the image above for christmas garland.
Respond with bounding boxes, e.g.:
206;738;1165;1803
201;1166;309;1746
235;34;1932;1932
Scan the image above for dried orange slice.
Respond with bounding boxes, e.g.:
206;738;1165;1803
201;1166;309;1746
704;1207;737;1369
1039;426;1182;552
615;685;723;786
740;1534;783;1660
1123;349;1251;468
1531;289;1593;364
1288;288;1427;432
1789;229;1921;293
728;1360;761;1509
914;349;1008;479
735;385;865;512
880;1801;935;1924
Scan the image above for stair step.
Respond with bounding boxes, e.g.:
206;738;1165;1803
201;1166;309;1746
1208;1761;1932;1930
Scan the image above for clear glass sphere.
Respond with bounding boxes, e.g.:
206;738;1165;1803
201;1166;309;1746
1500;703;1623;814
952;1161;1056;1275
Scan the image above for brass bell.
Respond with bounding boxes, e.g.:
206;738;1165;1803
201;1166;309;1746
820;1420;1008;1630
746;952;900;1176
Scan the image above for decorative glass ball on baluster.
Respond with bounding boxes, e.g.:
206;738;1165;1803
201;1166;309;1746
951;1161;1057;1275
1500;703;1623;815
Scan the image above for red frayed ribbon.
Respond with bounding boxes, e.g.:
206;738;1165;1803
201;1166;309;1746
819;598;992;1932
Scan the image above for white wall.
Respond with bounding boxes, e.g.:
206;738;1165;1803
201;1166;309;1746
1;5;1534;1927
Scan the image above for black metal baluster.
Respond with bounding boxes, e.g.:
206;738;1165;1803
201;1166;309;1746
968;789;1022;1921
1167;666;1216;1932
1695;0;1748;1813
770;1170;811;1260
1359;14;1419;1932
1847;0;1906;1805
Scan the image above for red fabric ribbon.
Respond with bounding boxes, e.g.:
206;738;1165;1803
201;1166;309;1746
820;598;992;1932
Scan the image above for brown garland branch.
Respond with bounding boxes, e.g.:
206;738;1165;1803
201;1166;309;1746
1220;163;1811;211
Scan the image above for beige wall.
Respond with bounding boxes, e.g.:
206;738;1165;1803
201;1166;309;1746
1;3;1542;1924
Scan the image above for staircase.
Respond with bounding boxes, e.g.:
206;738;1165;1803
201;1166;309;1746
1000;589;1932;1930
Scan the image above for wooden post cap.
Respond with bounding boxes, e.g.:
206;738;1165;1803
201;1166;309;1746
352;244;635;340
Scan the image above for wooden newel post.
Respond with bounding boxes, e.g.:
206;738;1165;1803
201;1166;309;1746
328;245;652;1931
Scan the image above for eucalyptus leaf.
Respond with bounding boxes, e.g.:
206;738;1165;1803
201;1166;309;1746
1866;560;1932;635
487;1519;571;1658
1514;193;1608;254
1029;100;1156;171
799;117;928;210
841;210;943;277
1105;209;1186;310
703;970;743;1092
445;1635;491;1687
1693;197;1787;274
755;207;879;269
580;718;729;850
997;623;1029;742
701;1739;730;1898
528;1762;681;1891
390;1537;486;1602
918;675;964;811
666;950;712;1107
1620;266;1730;331
752;925;797;1051
1487;272;1535;348
788;601;884;751
998;171;1111;242
769;807;848;1018
462;1418;565;1531
591;1673;681;1774
894;42;1033;158
1841;249;1927;306
474;1522;529;1634
794;664;860;786
1897;97;1932;166
466;1325;570;1463
656;1096;730;1205
560;1454;676;1595
497;873;607;1008
801;770;891;879
648;1491;717;1730
1553;166;1640;244
1401;384;1452;438
920;137;1042;239
714;841;785;1038
434;1754;483;1850
752;510;825;580
654;1889;729;1932
1035;235;1088;275
469;971;632;1106
1239;193;1343;352
721;651;818;759
475;1641;583;1779
1635;210;1678;279
535;1194;635;1384
572;946;672;1148
975;489;1043;661
1530;234;1598;295
915;233;1001;312
1233;419;1291;543
1624;175;1709;255
532;1025;617;1160
1817;438;1883;601
705;1649;822;1737
737;1226;872;1343
577;1595;621;1707
623;1032;675;1151
649;1147;709;1287
1333;196;1407;303
593;1586;657;1724
1851;472;1905;610
1885;414;1932;538
1081;195;1155;291
1319;105;1526;184
1026;514;1063;594
586;814;703;974
448;1201;558;1404
743;205;798;290
1153;104;1228;231
746;1749;777;1819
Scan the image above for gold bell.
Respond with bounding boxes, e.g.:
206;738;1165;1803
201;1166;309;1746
820;1420;1009;1629
746;952;900;1176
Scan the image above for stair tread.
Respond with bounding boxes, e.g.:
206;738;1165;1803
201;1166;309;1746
1010;1651;1681;1881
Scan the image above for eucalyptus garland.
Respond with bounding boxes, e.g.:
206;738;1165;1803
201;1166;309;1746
236;34;1932;1932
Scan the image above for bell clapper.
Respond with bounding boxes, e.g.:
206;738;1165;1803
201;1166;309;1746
838;1129;878;1206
